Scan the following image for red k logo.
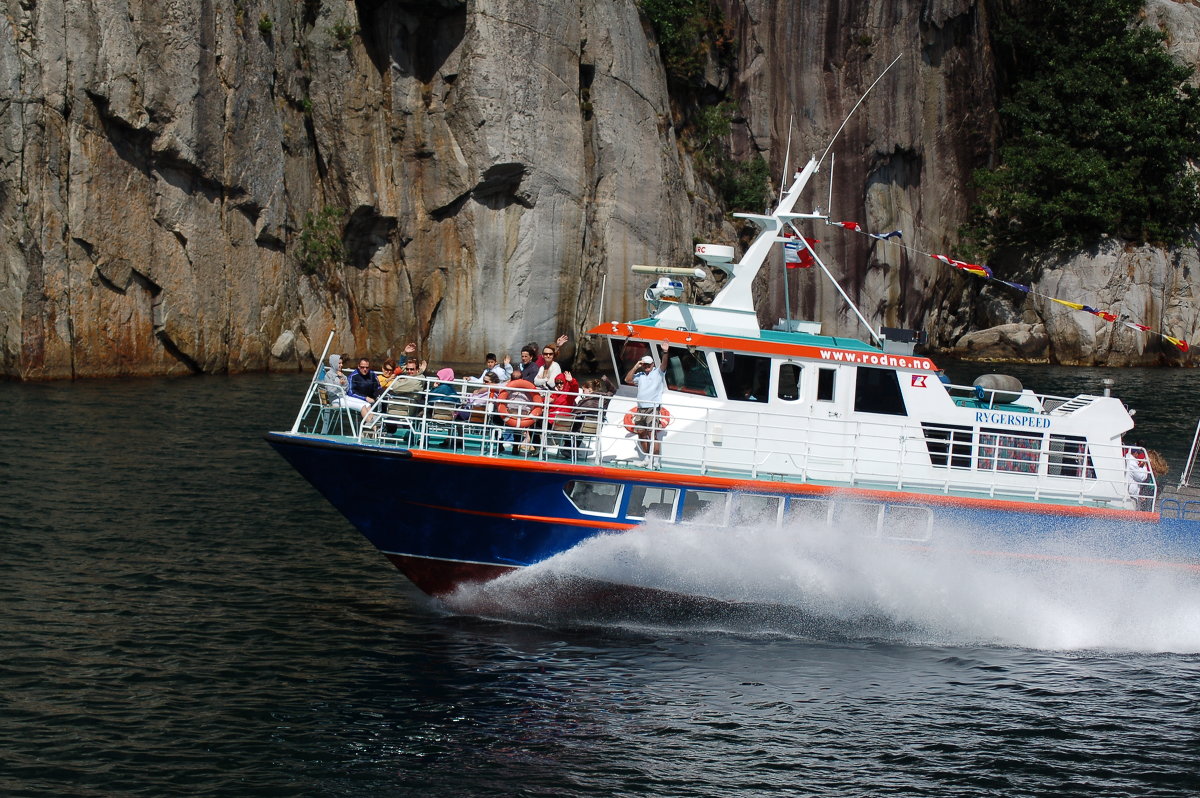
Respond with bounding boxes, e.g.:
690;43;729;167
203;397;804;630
911;375;927;388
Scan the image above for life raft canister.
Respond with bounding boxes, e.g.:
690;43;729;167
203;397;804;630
623;407;671;434
497;379;544;428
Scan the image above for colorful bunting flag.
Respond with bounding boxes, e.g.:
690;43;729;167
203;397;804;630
1050;298;1086;311
825;221;1190;353
932;254;992;278
997;280;1031;293
784;237;819;269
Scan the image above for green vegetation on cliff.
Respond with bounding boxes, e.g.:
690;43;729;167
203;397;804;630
638;1;770;212
967;0;1200;256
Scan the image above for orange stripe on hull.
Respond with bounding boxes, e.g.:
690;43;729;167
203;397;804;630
409;450;1153;522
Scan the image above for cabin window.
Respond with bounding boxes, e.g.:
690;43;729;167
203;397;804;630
615;340;652;379
1048;435;1095;479
816;368;836;401
853;367;908;416
978;428;1042;474
830;501;882;535
731;494;783;526
777;363;802;401
665;347;717;397
786;497;831;526
922;422;973;469
883;505;933;541
718;353;771;402
680;490;728;524
564;480;623;516
626;485;679;521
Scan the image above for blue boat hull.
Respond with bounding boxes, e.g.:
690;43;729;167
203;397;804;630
266;432;1200;597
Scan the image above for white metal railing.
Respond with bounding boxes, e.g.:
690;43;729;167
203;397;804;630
938;380;1103;415
1181;418;1200;489
287;368;1154;510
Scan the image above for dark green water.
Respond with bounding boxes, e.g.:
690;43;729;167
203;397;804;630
2;369;1200;797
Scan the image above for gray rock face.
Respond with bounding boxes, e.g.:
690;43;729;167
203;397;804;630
0;0;1196;379
0;0;704;379
720;0;1198;365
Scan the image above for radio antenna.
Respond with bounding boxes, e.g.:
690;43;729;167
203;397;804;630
818;51;904;169
778;114;794;205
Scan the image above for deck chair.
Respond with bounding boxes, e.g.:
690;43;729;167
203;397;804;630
426;403;458;449
317;385;356;436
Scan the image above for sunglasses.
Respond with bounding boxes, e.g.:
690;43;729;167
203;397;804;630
542;352;554;356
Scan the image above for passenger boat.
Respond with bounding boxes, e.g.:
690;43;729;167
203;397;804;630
266;156;1200;600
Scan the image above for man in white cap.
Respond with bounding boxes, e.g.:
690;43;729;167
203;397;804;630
623;342;671;466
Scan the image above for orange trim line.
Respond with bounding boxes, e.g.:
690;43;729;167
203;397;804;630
410;450;1155;521
584;322;938;371
408;500;636;530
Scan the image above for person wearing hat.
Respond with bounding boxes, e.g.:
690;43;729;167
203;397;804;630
623;342;671;465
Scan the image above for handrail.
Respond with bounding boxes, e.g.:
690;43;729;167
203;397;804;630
289;373;1151;510
290;331;336;433
1181;418;1200;489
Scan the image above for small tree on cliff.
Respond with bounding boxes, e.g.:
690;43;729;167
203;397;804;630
297;206;346;276
966;0;1200;259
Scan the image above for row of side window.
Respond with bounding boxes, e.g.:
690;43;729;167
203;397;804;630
564;480;932;540
615;341;907;414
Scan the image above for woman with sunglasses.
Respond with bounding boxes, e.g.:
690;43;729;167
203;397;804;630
533;344;562;389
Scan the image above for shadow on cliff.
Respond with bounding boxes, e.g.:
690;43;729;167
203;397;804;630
353;0;466;83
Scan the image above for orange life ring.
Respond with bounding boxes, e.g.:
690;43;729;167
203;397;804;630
623;406;671;434
497;379;544;428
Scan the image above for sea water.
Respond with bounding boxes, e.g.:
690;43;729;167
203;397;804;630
2;367;1200;796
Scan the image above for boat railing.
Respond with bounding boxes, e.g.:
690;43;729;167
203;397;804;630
1180;418;1200;489
288;372;1155;510
940;380;1099;415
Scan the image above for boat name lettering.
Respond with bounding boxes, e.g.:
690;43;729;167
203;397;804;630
817;349;934;370
973;411;1051;429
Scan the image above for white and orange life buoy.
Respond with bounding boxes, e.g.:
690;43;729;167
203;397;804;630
497;379;544;428
622;406;671;434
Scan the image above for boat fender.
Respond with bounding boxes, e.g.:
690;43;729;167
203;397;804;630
622;407;671;434
496;379;544;428
971;373;1024;405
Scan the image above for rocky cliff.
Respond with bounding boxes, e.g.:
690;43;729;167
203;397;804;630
1;0;1195;380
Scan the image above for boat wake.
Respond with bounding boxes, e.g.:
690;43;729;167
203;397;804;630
442;510;1200;653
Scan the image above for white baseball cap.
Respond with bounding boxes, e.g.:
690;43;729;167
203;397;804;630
639;355;653;364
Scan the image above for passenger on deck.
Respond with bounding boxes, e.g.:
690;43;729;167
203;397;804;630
377;359;398;389
540;334;570;366
534;344;563;389
1125;444;1152;510
396;342;419;370
429;368;460;405
516;345;539;382
624;342;670;465
386;359;428;414
458;371;501;422
547;372;580;422
344;358;382;419
476;353;511;383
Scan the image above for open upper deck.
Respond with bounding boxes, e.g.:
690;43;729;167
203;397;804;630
288;368;1155;514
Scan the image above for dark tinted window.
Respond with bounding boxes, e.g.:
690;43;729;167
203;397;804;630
777;364;802;401
626;485;679;520
853;367;908;416
1048;435;1095;479
922;423;973;469
719;353;771;402
664;347;717;396
816;368;836;401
